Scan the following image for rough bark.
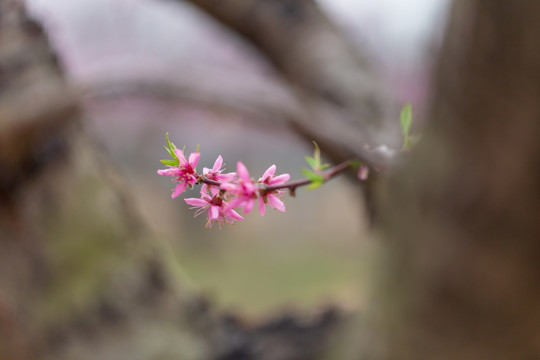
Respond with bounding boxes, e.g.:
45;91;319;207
368;1;540;359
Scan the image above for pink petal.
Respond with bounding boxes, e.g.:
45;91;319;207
237;161;250;182
220;183;238;191
200;184;209;195
227;198;241;209
184;197;208;207
188;152;200;168
210;186;220;197
157;168;176;176
230;210;243;221
187;174;198;186
213;155;223;172
261;165;276;181
218;173;236;182
358;165;369;181
244;182;257;194
268;195;286;212
244;198;255;214
174;148;187;164
225;205;244;221
172;183;187;198
208;205;219;220
269;173;290;185
258;196;266;216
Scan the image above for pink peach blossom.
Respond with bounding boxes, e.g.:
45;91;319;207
257;164;289;216
157;149;200;198
357;165;369;181
201;155;236;195
220;161;258;214
185;193;243;228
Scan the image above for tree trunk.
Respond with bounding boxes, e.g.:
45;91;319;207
369;1;540;359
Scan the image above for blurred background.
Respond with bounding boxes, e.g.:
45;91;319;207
22;0;449;318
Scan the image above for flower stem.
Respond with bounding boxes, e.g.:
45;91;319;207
196;159;354;194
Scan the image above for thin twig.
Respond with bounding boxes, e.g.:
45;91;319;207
195;159;354;195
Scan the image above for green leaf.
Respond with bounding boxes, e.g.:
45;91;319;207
400;104;412;138
320;163;330;170
307;181;323;190
165;132;179;162
312;141;321;163
305;156;317;169
160;159;178;166
312;141;323;170
349;160;362;169
301;168;324;182
164;145;175;159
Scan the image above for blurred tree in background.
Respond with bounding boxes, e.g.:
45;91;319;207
1;0;539;359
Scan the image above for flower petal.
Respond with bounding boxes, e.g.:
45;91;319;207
237;161;250;182
213;155;223;172
200;183;209;195
358;165;369;181
184;197;208;207
210;186;220;197
224;204;244;221
258;196;266;216
172;183;187;198
218;172;236;182
230;210;243;221
157;168;177;176
208;205;219;220
244;198;255;214
261;165;276;181
188;152;200;168
174;148;187;164
269;173;290;185
268;195;286;212
220;183;237;191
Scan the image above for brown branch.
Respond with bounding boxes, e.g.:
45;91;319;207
79;76;394;169
194;159;356;194
168;0;399;168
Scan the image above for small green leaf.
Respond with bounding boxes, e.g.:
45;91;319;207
400;104;412;139
312;141;321;162
320;163;330;170
305;156;317;169
312;141;322;170
349;160;362;169
301;168;325;182
307;181;323;190
196;144;200;153
164;145;175;159
165;132;179;161
160;159;178;166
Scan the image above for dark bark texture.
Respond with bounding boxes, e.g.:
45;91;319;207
370;1;540;359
